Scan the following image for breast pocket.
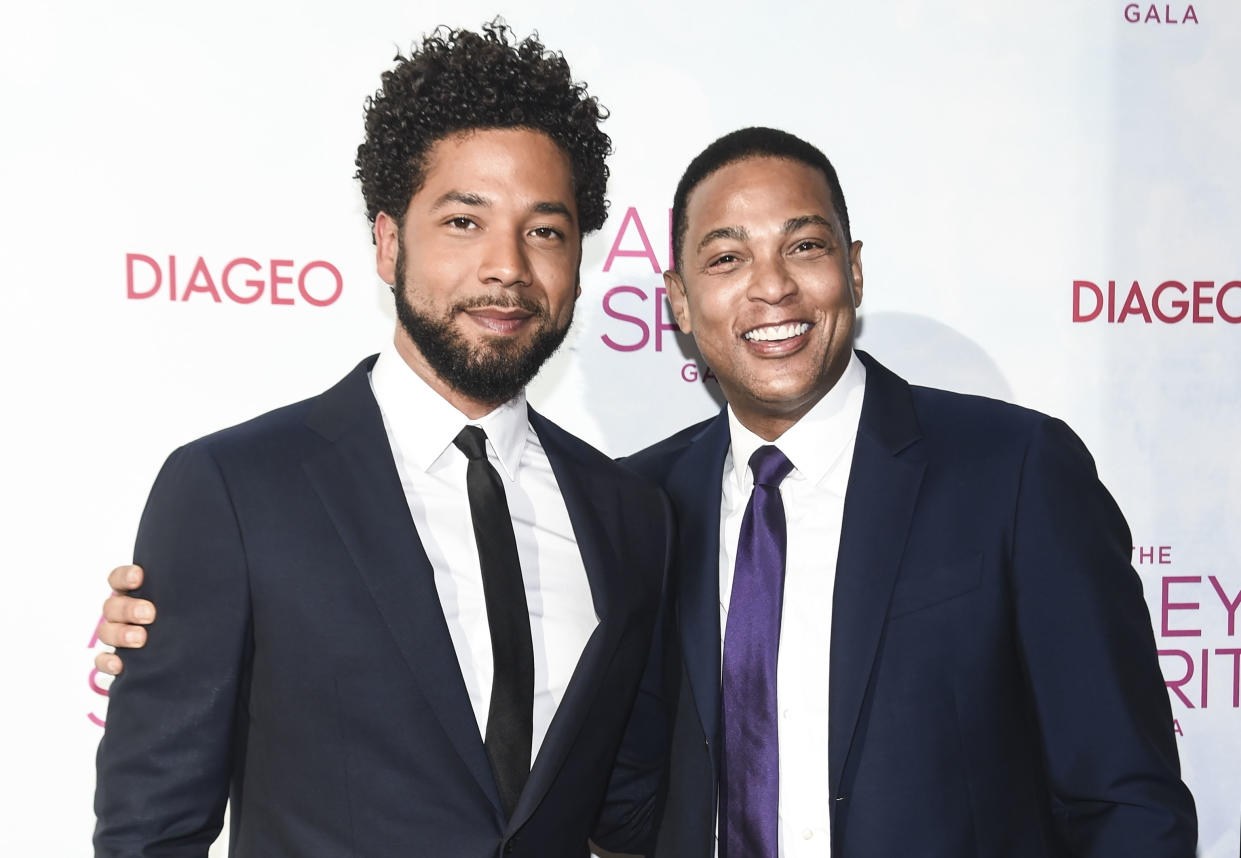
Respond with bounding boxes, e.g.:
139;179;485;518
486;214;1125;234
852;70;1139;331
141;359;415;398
887;552;983;619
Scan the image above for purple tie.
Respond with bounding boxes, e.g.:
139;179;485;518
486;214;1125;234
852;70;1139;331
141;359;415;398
720;445;794;858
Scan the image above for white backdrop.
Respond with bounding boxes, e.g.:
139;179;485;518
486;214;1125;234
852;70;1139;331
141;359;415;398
3;1;1237;854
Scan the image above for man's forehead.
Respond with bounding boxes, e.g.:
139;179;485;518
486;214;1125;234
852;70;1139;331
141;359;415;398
422;128;572;174
414;128;577;210
686;157;839;236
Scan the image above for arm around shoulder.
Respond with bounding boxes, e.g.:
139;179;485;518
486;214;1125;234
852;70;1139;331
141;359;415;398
94;441;253;857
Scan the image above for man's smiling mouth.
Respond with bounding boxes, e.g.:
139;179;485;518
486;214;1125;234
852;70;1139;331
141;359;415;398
743;322;811;342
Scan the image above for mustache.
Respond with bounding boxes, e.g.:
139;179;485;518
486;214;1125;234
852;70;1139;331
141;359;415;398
452;294;546;318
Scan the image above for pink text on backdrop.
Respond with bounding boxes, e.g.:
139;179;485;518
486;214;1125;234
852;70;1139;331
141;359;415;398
1124;3;1198;24
1073;280;1241;324
1072;280;1241;324
1162;576;1241;638
1159;648;1241;709
1133;545;1173;564
1157;575;1241;708
681;363;718;383
601;286;680;352
602;207;674;274
87;615;109;727
126;254;344;307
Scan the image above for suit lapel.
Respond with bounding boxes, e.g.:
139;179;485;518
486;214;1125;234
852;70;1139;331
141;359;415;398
300;358;500;812
663;411;731;771
507;410;629;830
828;352;926;795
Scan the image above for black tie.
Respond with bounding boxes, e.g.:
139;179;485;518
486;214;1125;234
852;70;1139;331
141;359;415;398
453;425;534;819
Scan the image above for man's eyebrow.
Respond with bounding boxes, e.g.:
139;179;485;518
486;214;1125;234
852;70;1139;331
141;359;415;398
532;200;575;222
430;191;490;210
783;214;833;234
696;225;749;254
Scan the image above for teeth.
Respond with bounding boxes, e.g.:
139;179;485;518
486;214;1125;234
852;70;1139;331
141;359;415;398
744;322;810;342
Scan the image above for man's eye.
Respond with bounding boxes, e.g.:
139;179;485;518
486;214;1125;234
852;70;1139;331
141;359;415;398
531;227;563;240
793;240;824;253
447;217;475;229
709;254;738;267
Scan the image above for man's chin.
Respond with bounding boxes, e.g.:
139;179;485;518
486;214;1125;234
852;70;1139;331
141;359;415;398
396;293;572;406
462;335;536;365
731;374;828;412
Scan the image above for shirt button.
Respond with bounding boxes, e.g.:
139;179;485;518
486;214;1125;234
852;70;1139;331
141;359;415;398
782;708;793;719
802;828;814;840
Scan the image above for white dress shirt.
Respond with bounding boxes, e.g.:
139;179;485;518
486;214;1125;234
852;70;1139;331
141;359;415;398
369;340;599;767
718;351;867;858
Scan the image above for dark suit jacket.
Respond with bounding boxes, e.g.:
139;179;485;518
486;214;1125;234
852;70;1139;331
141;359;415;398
94;356;673;858
616;351;1196;858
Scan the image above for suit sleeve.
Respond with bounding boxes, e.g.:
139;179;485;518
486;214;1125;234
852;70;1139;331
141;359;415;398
1010;418;1196;857
591;488;677;855
94;442;253;857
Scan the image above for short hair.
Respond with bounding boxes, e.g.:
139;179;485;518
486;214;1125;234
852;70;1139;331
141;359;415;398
354;21;612;236
671;127;851;271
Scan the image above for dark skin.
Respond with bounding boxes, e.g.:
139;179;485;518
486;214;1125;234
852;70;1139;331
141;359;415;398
377;128;582;418
665;155;863;441
96;564;151;673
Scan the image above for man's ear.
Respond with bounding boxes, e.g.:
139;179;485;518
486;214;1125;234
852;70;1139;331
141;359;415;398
663;269;694;334
375;212;399;286
848;240;864;309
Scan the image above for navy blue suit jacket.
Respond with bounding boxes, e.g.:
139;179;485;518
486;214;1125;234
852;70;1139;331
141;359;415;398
94;356;673;857
615;351;1195;858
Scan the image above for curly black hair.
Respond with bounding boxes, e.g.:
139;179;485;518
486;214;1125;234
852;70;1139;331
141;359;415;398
354;21;612;237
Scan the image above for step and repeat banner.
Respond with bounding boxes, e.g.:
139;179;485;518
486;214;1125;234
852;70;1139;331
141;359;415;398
3;1;1237;854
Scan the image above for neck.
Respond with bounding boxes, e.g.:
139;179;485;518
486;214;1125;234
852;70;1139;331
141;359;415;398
731;403;817;443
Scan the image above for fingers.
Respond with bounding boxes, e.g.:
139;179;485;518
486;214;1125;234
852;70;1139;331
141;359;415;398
94;565;152;677
106;564;145;593
94;650;124;676
102;590;156;625
96;618;148;648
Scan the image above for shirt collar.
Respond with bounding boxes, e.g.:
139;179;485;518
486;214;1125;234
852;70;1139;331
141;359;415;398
369;337;529;481
725;349;867;492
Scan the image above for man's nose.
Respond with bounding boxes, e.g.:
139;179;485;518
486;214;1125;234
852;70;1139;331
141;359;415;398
746;254;797;304
479;231;533;288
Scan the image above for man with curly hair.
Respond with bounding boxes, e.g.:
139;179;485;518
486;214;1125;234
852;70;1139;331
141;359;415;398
93;23;671;857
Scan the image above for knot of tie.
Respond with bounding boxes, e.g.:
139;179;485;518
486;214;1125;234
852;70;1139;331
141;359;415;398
453;425;489;461
749;445;793;488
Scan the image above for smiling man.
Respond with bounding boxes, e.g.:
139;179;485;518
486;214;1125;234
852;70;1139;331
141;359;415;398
619;127;1197;857
92;24;671;858
96;123;1197;857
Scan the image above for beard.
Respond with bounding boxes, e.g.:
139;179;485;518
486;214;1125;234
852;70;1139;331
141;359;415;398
393;246;574;408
